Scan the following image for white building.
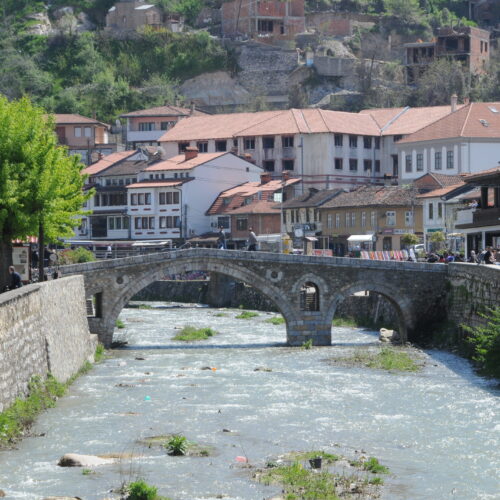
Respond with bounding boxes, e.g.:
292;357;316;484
126;148;263;240
158;106;459;191
397;101;500;182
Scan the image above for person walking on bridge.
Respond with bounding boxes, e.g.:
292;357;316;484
217;227;226;250
9;266;22;289
247;227;258;251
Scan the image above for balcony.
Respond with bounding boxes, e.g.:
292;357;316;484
455;208;474;225
126;130;164;143
456;207;500;228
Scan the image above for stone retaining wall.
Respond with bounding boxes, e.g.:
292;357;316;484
0;276;97;412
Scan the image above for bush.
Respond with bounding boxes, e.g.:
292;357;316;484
173;325;216;341
463;307;500;378
126;479;158;500
165;434;188;456
58;247;95;265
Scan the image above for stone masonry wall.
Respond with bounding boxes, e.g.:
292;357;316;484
447;263;500;331
0;276;97;412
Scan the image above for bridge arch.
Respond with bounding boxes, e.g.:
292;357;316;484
101;256;300;346
325;281;415;343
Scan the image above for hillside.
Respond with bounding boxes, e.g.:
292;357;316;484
0;0;498;123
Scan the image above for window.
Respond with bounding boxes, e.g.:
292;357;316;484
145;193;151;205
383;236;392;251
178;142;189;153
435;151;442;170
349;159;358;171
283;159;294;171
327;214;333;229
428;203;434;220
363;137;372;149
139;122;155;131
405;211;413;227
447;150;454;169
94;194;100;207
131;193;137;205
335;214;340;228
197;141;208;152
386;211;396;226
345;213;349;227
236;218;248;231
375;137;380;149
405;154;412;173
334;134;343;146
84;127;92;138
361;211;366;227
364;159;372;171
375;160;380;172
161;121;174;130
282;136;294;148
106;179;111;186
334;158;343;170
263;136;275;149
349;135;358;148
159;216;180;229
258;19;273;32
134;217;154;230
244;137;255;149
215;140;227;152
351;213;356;227
264;160;275;172
74;127;81;137
217;216;229;229
416;153;423;171
438;202;443;219
108;216;126;230
394;135;402;142
371;211;376;228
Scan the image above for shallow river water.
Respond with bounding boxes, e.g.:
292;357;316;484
0;304;499;500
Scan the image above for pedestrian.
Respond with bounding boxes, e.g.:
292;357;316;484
468;250;478;263
247;226;258;251
217;226;226;250
106;244;112;259
9;266;22;289
484;246;494;264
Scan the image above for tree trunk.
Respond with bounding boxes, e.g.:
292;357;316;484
0;240;13;291
38;221;45;282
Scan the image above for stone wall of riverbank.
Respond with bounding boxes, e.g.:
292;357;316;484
0;276;97;412
447;263;500;330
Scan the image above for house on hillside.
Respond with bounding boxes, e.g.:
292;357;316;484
105;0;182;34
221;0;305;42
126;148;262;241
120;104;206;149
404;26;490;83
396;101;500;182
54;114;116;165
158;104;461;190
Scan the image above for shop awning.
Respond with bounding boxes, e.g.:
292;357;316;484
347;235;374;242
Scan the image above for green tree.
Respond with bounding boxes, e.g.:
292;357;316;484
0;97;90;289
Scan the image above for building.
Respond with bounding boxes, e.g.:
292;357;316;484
206;172;301;248
126;148;263;241
120;104;206;149
159;105;459;191
77;150;150;240
54;114;116;165
105;0;182;34
404;26;490;83
396;101;500;182
221;0;305;42
469;0;500;28
318;185;423;254
455;166;500;254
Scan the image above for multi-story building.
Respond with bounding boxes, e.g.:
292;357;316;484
120;104;206;149
404;26;490;83
396;101;500;182
106;0;182;34
54;114;116;165
126;148;263;241
318;185;423;254
159;105;459;191
221;0;305;42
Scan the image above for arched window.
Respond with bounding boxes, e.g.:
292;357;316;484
300;282;320;311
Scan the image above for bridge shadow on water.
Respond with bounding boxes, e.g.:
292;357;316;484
115;342;287;350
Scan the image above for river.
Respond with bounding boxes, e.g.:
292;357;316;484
0;303;498;500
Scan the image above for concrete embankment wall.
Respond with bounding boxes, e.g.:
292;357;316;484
447;263;500;330
0;276;97;412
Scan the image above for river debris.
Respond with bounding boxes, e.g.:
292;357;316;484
254;366;273;372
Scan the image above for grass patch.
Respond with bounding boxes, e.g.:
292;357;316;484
138;304;153;310
0;345;104;448
332;317;358;328
265;316;285;325
361;456;389;474
123;479;171;500
213;312;227;317
368;476;384;485
173;325;217;341
94;343;106;362
332;347;419;372
82;468;94;475
302;339;313;350
115;319;125;329
139;434;213;457
287;450;340;464
235;311;259;319
165;434;188;456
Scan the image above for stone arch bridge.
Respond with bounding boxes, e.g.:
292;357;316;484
61;249;448;347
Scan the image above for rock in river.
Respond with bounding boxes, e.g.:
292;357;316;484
58;453;114;467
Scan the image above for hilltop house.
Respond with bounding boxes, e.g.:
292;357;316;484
54;114;116;165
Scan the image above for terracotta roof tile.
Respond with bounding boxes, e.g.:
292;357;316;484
281;188;345;209
83;150;139;175
229;200;281;215
417;183;465;198
54;113;109;127
120;105;207;118
145;152;228;171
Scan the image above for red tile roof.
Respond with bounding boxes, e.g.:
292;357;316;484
83;150;139;175
417;183;465;198
229;200;281;215
54;114;109;127
120;105;207;118
398;102;500;143
126;180;184;188
322;185;422;208
145;152;228;171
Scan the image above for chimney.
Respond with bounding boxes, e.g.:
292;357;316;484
451;94;458;112
260;172;272;184
98;152;104;160
463;96;470;106
184;146;198;161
